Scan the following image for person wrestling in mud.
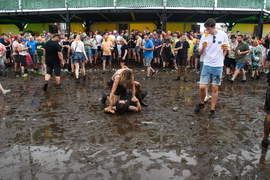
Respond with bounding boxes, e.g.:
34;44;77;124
101;67;147;114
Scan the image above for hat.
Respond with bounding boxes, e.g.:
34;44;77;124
109;31;112;35
82;33;86;38
21;38;27;42
230;35;236;39
258;40;262;44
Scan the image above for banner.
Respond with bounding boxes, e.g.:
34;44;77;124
217;0;264;9
68;0;114;8
0;0;19;10
116;0;163;7
21;0;65;9
167;0;214;7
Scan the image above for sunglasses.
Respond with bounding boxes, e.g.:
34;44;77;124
213;35;216;43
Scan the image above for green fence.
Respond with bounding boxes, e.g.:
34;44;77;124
167;0;214;7
0;0;19;10
22;0;65;9
68;0;114;8
217;0;264;9
116;0;163;7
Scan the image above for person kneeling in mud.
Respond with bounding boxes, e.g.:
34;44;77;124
104;95;142;114
101;68;148;107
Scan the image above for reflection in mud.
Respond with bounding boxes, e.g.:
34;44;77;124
0;67;269;179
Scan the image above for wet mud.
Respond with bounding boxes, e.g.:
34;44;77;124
0;64;269;179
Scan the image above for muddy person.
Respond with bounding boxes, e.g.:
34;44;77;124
173;33;190;82
43;34;65;91
142;34;158;80
0;42;6;76
194;18;229;118
262;71;270;148
228;35;250;83
102;68;148;108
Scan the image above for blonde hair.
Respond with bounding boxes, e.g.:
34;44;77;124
75;35;81;46
119;69;134;85
252;39;258;46
119;38;127;45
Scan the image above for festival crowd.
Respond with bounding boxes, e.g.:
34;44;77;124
0;18;270;148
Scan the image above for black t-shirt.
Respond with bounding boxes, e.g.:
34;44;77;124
128;38;135;48
45;40;62;65
2;41;10;51
121;44;128;60
62;41;69;53
265;38;270;49
175;41;190;56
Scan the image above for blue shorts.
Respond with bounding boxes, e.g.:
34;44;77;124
73;52;86;63
235;62;244;70
200;62;204;71
103;55;111;61
200;65;223;86
134;46;140;54
85;49;91;58
91;49;97;56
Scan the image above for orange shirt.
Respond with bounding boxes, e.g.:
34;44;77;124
101;40;112;56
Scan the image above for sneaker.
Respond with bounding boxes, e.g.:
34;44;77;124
204;94;211;102
56;84;62;89
2;89;10;95
76;78;79;83
209;110;216;118
101;94;108;104
197;81;200;84
101;71;105;74
71;72;75;77
250;77;254;81
228;78;234;83
151;70;158;78
139;99;148;107
242;79;246;82
43;83;48;91
21;74;28;78
141;91;147;100
196;71;200;74
194;103;205;113
184;77;188;82
173;76;180;81
262;139;269;148
143;76;150;80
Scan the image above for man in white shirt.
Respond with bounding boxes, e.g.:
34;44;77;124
194;18;229;118
96;31;103;60
116;32;124;63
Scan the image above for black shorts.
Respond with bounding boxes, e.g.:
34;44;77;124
264;86;270;114
224;56;236;68
14;55;20;63
153;51;160;58
108;79;127;96
267;51;270;61
63;51;68;60
176;55;187;67
98;46;101;52
6;51;11;59
46;63;61;76
19;55;26;66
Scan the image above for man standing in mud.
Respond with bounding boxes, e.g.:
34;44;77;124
194;18;229;118
262;69;270;148
43;34;64;91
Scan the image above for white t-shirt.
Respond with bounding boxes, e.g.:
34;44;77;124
199;30;229;67
117;36;122;49
96;35;102;47
71;41;84;52
19;44;27;56
90;39;98;49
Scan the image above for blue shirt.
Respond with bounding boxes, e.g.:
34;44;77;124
144;39;154;58
153;38;162;52
27;40;37;55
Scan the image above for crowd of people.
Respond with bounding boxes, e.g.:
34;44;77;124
1;18;270;148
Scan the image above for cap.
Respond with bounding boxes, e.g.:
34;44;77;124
230;35;236;39
109;31;112;35
21;38;27;42
258;40;262;44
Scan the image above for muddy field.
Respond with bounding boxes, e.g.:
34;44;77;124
0;64;269;179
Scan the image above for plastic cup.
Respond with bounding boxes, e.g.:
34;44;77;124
221;43;227;50
205;31;209;37
203;40;208;47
